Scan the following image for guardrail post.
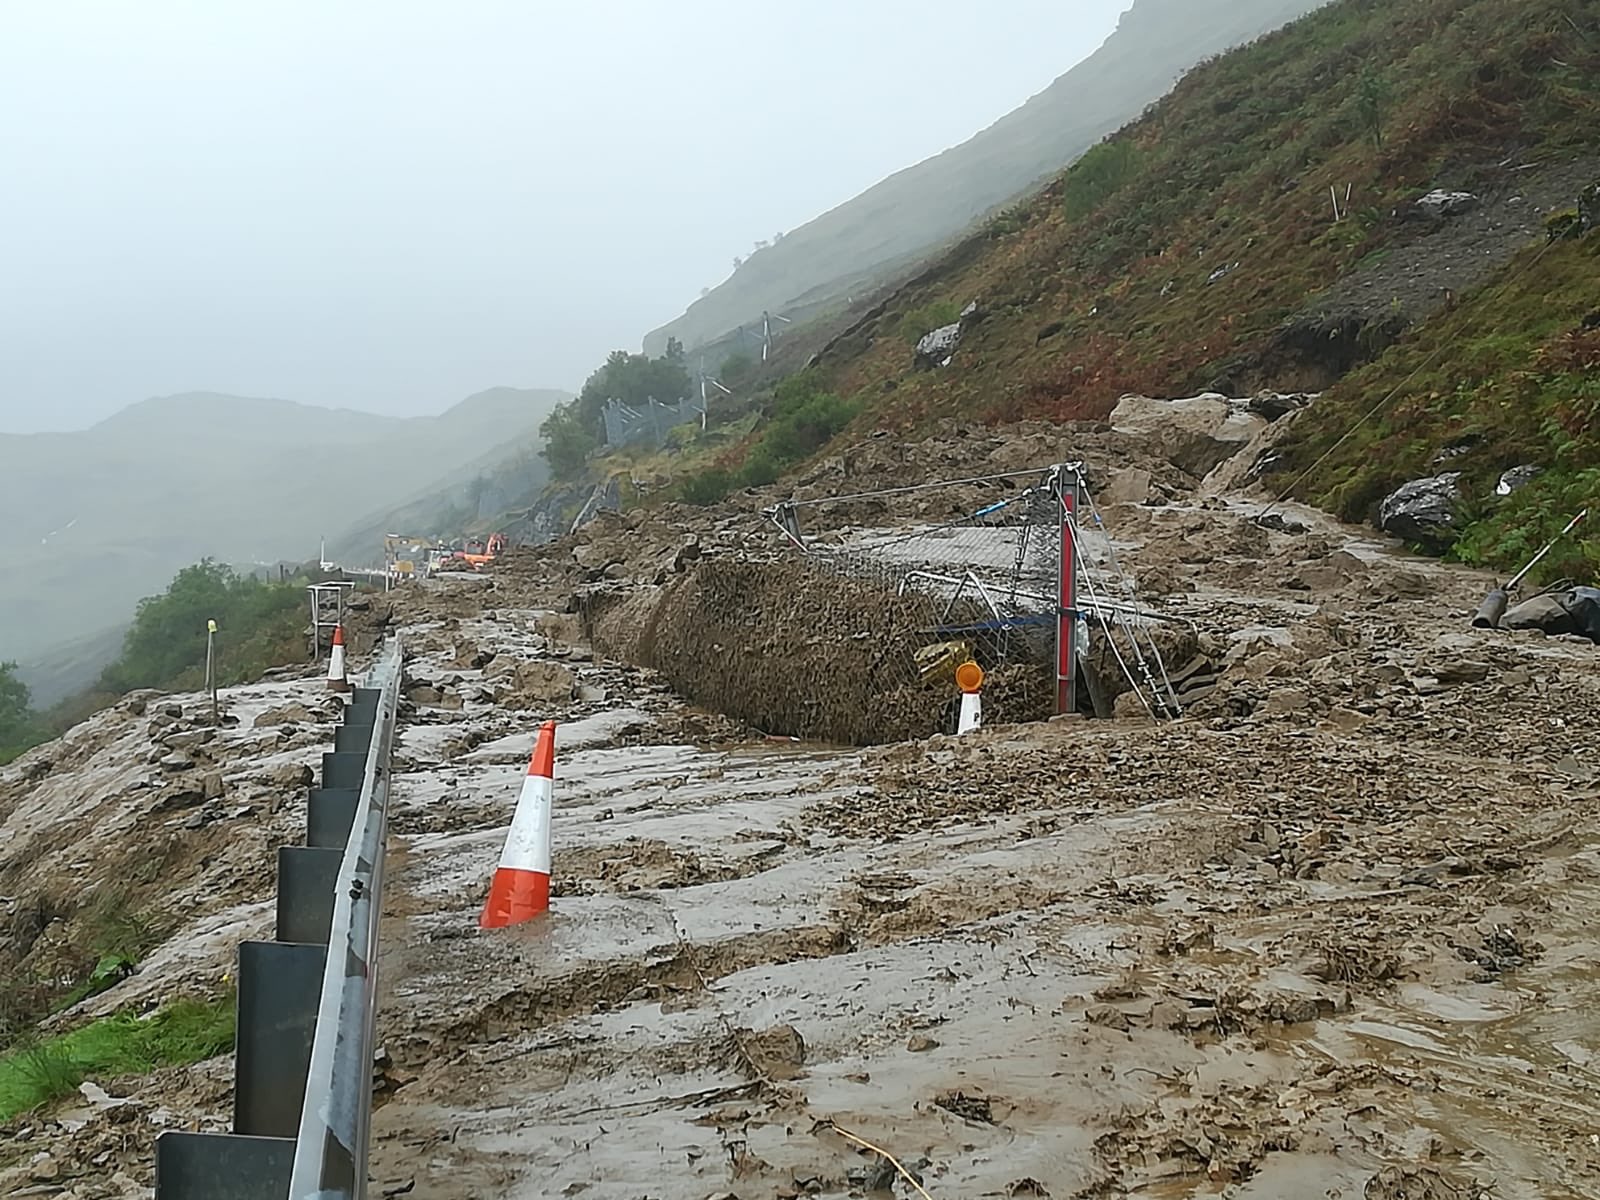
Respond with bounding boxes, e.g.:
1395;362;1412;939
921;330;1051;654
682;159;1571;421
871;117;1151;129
277;846;345;944
307;788;361;848
334;722;374;754
347;687;381;721
155;1132;295;1199
321;750;367;791
234;940;328;1138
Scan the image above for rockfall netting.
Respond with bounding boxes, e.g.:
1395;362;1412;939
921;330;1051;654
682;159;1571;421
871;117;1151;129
586;466;1194;745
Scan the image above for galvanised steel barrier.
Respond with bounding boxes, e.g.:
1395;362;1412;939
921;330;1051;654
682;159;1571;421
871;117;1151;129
154;637;404;1200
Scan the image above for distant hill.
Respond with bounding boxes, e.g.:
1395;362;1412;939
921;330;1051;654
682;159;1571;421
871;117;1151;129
643;0;1329;359
0;388;567;689
13;624;128;709
326;425;556;567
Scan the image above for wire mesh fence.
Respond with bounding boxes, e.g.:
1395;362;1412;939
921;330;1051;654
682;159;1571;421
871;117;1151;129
600;396;705;449
757;463;1198;741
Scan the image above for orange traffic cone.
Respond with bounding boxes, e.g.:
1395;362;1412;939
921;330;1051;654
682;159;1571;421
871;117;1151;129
480;721;557;929
955;661;984;734
326;626;351;693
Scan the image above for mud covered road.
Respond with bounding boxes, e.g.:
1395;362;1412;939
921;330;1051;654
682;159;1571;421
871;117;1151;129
366;494;1600;1200
5;405;1596;1199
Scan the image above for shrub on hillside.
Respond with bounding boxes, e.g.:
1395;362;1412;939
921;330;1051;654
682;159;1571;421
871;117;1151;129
1062;140;1142;220
763;374;861;459
676;375;861;503
100;561;309;694
720;352;755;386
0;663;42;765
539;403;599;480
679;468;734;506
898;300;962;344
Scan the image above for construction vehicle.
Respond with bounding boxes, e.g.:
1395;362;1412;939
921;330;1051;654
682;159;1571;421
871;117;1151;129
437;531;510;573
383;533;445;581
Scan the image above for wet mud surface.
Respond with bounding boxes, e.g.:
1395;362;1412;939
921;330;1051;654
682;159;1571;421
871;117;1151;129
6;418;1600;1197
367;496;1600;1200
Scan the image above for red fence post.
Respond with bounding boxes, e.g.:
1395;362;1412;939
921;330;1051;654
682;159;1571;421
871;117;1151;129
1056;468;1079;714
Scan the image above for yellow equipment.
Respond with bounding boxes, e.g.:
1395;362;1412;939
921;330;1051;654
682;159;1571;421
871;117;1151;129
915;640;976;685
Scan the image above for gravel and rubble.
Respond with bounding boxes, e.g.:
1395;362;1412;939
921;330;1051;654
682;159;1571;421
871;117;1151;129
0;664;369;1193
5;402;1600;1198
360;421;1598;1197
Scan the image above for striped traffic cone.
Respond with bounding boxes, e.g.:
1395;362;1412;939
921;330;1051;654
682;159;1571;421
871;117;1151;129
955;661;984;735
326;626;351;693
480;721;557;929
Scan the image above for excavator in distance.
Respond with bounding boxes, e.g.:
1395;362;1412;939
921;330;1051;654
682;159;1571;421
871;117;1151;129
436;531;509;573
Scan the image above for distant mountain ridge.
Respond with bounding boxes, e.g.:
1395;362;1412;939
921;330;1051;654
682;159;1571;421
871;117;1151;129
644;0;1329;359
1;387;567;690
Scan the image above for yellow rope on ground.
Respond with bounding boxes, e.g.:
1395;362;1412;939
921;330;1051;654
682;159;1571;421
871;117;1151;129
817;1121;936;1200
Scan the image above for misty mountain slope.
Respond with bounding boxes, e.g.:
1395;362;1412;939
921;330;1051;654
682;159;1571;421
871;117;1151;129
0;388;567;671
643;0;1329;358
15;624;128;709
326;426;558;565
745;0;1598;578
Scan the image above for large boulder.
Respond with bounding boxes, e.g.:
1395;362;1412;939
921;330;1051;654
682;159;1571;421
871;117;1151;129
496;661;577;708
262;762;314;789
1111;394;1267;479
573;541;620;572
535;612;583;645
1501;594;1577;636
1563;587;1600;644
254;702;315;728
1417;189;1479;220
914;322;962;369
1378;473;1461;547
1580;181;1600;234
1496;465;1542;496
1248;391;1314;421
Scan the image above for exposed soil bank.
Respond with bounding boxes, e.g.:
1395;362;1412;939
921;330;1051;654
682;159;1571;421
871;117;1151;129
585;558;1055;745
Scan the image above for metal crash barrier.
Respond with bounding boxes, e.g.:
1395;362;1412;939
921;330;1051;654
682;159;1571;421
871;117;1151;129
155;637;404;1200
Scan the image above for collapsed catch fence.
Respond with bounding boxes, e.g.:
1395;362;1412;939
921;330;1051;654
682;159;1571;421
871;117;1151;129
761;463;1196;738
585;462;1213;745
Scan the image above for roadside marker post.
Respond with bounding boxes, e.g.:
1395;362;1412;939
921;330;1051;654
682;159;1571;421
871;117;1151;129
205;619;220;725
956;661;984;734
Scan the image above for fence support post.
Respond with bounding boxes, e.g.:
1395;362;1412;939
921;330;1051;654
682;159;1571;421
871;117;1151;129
1055;465;1081;715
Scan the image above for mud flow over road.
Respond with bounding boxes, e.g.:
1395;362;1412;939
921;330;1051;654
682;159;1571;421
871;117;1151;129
367;492;1600;1200
3;424;1597;1198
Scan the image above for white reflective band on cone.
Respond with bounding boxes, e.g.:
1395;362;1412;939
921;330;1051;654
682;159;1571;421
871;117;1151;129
957;691;983;735
498;775;553;874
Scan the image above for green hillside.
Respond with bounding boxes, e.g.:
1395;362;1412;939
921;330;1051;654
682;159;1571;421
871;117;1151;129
698;0;1599;576
1283;227;1600;581
643;0;1330;358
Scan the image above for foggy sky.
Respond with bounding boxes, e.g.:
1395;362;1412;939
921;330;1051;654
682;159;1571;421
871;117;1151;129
1;1;1130;434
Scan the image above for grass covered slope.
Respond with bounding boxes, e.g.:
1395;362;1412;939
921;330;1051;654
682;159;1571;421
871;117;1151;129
644;0;1329;358
800;0;1598;434
0;996;233;1120
1281;229;1600;580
